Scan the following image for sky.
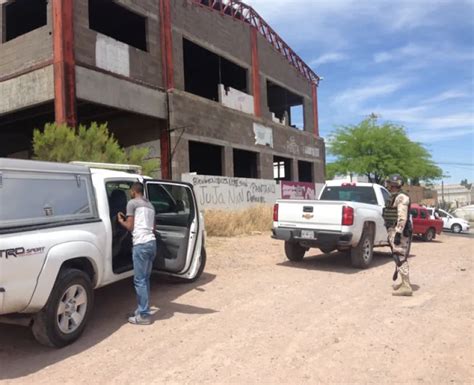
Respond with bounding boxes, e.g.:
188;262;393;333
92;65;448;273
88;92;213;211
247;0;474;184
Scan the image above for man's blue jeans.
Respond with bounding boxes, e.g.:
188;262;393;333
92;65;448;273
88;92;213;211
132;240;157;317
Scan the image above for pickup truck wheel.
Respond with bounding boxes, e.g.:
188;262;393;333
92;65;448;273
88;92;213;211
423;228;435;241
32;269;94;348
284;241;306;261
350;226;374;269
451;224;462;233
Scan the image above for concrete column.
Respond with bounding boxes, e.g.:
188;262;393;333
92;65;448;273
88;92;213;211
0;5;4;44
250;28;261;117
311;83;319;137
170;136;189;181
292;158;299;182
159;0;174;179
223;146;234;177
259;152;274;180
52;0;77;127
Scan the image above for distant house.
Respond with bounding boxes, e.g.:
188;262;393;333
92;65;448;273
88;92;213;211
433;184;473;208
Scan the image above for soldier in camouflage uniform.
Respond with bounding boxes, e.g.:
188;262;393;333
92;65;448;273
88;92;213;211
383;174;413;296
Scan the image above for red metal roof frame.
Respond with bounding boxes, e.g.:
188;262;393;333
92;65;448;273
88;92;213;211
190;0;320;85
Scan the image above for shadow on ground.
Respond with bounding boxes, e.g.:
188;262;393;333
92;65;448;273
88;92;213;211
0;272;216;380
277;248;417;274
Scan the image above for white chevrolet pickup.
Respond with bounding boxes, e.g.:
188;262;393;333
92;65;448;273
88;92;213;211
0;159;206;347
272;181;394;268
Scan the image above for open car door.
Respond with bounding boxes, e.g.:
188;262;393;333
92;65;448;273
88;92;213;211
144;180;204;280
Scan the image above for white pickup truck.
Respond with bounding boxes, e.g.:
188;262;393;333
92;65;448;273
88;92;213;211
0;159;206;347
272;181;394;268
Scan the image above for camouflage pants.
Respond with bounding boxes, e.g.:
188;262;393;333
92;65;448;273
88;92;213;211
388;228;409;263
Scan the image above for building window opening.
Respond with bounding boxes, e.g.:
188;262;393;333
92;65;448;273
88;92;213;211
89;0;148;51
189;141;223;176
233;149;258;178
184;38;248;101
267;81;304;130
4;0;47;42
298;160;313;182
273;156;292;181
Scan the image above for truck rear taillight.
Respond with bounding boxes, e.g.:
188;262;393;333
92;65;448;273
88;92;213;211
342;206;354;226
273;204;279;222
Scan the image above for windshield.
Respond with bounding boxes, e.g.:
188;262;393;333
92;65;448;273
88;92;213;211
320;186;378;205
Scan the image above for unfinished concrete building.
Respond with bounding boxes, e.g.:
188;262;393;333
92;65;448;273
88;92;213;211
0;0;325;182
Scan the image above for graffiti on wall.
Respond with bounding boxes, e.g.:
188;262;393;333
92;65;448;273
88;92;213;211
182;174;279;209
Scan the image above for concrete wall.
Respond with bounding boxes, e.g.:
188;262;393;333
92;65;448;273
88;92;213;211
169;90;324;182
0;65;54;115
76;66;168;119
0;1;53;80
73;0;163;88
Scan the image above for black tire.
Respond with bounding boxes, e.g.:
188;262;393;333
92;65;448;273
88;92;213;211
451;224;462;233
284;241;306;261
32;269;94;348
350;225;374;269
423;228;435;241
319;246;335;254
173;246;207;284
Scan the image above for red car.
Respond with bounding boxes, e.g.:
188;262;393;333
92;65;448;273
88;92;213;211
410;204;443;241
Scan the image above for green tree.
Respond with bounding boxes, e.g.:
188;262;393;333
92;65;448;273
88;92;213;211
33;122;157;175
328;117;442;184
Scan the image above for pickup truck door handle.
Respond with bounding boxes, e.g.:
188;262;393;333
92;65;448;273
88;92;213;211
303;206;314;213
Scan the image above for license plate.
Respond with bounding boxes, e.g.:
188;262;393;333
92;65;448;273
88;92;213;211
301;230;315;239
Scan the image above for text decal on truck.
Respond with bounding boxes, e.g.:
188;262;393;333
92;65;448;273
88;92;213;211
0;247;45;259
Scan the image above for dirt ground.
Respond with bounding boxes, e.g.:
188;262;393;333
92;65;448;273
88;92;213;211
0;232;473;384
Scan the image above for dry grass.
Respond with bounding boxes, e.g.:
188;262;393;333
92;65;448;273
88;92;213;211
204;205;273;237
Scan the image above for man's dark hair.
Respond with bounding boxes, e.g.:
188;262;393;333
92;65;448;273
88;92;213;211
131;182;144;195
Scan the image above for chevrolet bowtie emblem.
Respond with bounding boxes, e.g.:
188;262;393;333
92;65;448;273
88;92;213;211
302;213;314;220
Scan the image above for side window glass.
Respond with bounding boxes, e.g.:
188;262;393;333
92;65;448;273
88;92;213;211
420;210;427;219
0;171;95;227
410;209;418;218
147;183;195;227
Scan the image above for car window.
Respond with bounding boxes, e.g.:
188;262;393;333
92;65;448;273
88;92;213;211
0;170;96;228
146;183;195;227
420;210;427;219
437;210;448;218
320;186;378;205
410;208;418;218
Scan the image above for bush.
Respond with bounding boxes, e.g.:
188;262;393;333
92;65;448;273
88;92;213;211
32;122;157;175
204;205;273;237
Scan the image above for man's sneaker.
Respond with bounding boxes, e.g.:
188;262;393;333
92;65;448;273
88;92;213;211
128;314;152;325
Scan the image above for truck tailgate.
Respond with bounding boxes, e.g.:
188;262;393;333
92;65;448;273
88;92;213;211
276;200;346;231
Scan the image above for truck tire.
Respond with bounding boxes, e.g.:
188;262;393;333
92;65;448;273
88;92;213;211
423;228;435;241
451;224;462;233
350;225;374;269
32;269;94;348
284;241;306;261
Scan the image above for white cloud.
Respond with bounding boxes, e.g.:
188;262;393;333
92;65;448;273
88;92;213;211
373;43;474;65
310;52;348;66
332;77;408;111
422;90;471;104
